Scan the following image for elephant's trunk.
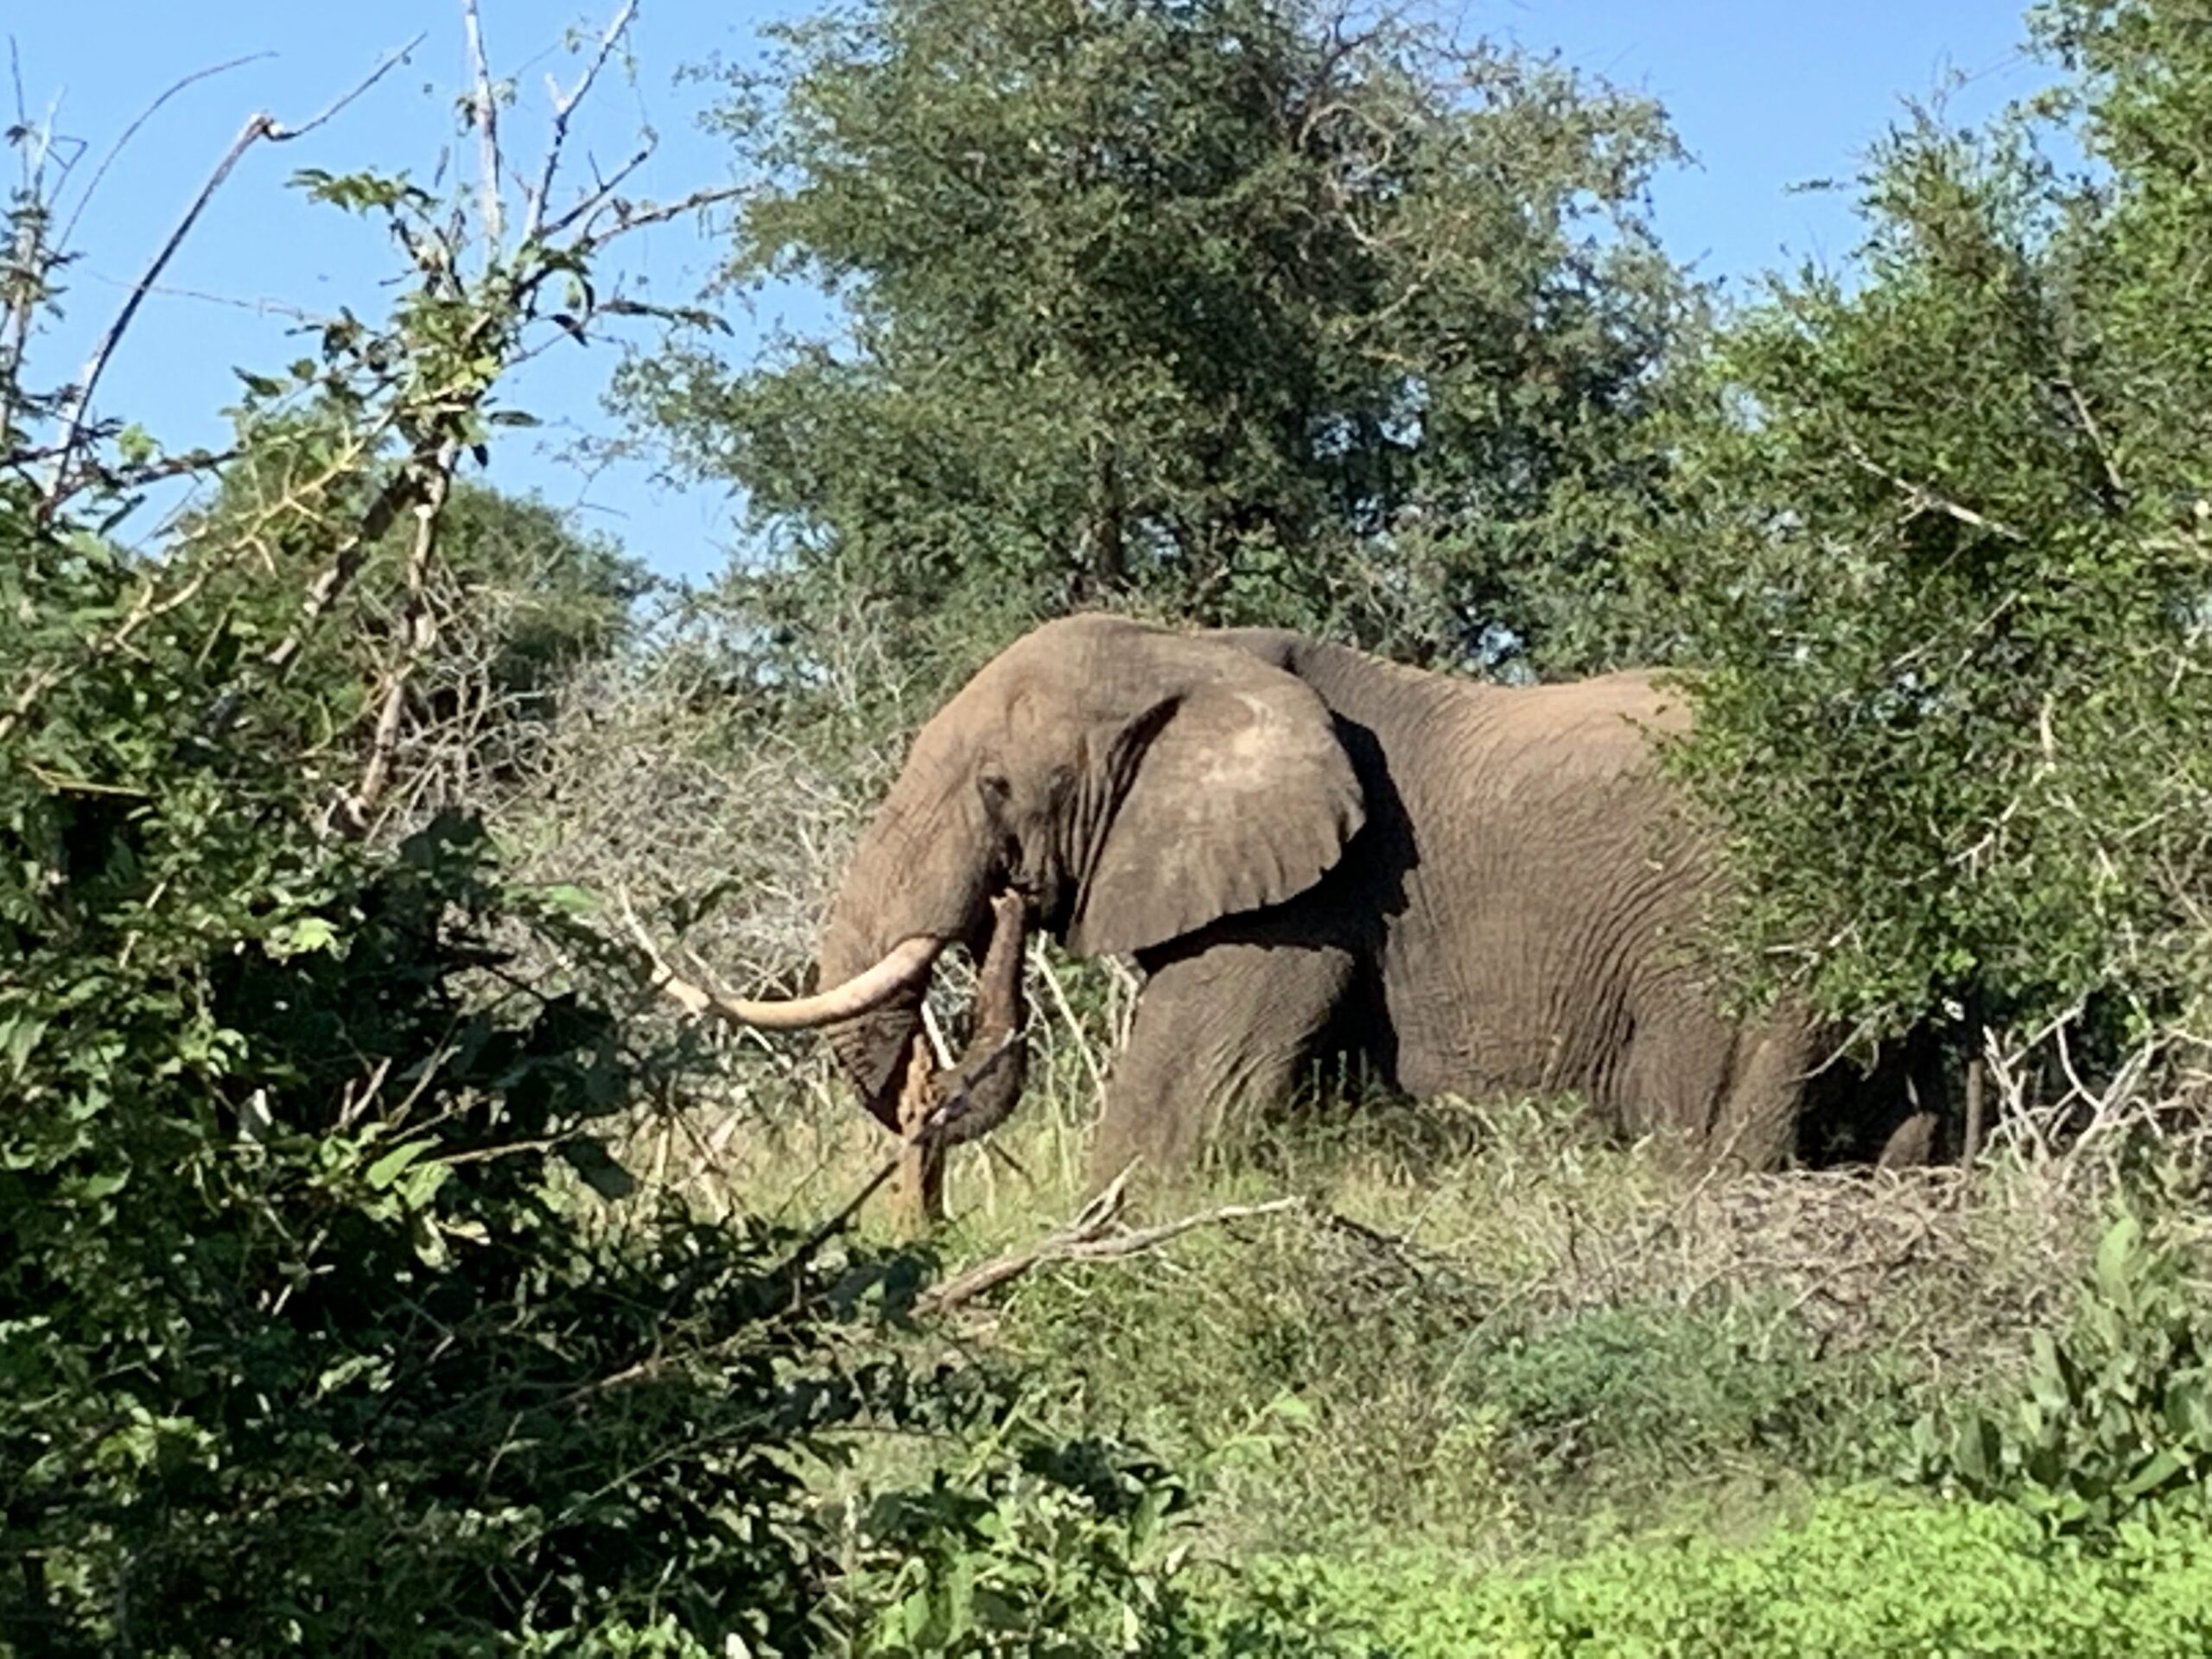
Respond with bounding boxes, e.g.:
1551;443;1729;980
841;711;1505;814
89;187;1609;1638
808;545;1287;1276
928;890;1030;1146
814;790;996;1130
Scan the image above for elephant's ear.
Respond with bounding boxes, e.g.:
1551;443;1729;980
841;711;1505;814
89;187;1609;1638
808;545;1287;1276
1065;665;1363;958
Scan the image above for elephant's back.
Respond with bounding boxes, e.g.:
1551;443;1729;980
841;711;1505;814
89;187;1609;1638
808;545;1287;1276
1458;667;1692;758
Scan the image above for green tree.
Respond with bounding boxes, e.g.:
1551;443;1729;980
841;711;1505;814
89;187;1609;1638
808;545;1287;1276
1642;0;2212;1084
624;0;1700;677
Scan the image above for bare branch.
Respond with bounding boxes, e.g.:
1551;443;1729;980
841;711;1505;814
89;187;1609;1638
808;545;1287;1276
41;113;273;511
2058;378;2127;509
570;181;749;257
1034;948;1110;1103
263;36;423;143
918;1169;1304;1314
1847;444;2026;543
340;440;459;834
538;143;654;242
461;0;505;252
57;54;274;248
524;0;642;244
39;37;421;514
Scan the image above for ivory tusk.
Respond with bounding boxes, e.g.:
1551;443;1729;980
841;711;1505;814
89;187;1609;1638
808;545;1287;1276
618;891;939;1030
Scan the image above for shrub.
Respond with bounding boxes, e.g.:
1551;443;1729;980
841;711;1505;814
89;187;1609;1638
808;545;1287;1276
0;41;1230;1656
987;1181;1923;1557
1476;1300;1910;1501
1918;1208;2212;1536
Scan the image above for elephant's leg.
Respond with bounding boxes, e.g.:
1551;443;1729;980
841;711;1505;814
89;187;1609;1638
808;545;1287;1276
1707;1019;1814;1173
1875;1111;1940;1167
1616;998;1804;1173
1788;1027;1945;1169
1088;935;1357;1190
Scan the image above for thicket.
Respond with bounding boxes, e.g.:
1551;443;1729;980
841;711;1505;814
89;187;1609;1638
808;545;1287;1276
1639;0;2212;1117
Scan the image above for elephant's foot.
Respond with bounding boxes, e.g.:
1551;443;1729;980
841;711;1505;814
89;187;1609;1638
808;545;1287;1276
1875;1109;1939;1169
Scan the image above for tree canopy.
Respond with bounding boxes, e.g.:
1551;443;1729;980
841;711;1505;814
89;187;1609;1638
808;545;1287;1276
623;0;1700;676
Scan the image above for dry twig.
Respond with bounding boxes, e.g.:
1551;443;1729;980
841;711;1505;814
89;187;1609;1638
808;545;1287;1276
524;0;641;242
40;38;420;512
1847;443;2025;543
917;1167;1302;1314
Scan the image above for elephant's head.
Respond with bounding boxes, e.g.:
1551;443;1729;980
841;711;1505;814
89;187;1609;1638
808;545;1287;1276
813;614;1366;1131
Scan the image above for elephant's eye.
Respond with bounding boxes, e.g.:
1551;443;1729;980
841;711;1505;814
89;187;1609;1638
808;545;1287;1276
977;770;1012;807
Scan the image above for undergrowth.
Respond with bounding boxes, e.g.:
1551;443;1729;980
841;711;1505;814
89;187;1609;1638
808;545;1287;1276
957;1096;2076;1555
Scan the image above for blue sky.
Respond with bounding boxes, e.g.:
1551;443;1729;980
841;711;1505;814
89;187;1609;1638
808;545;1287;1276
10;2;2045;584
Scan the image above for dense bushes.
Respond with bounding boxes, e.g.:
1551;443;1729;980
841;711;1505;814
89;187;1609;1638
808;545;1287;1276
1920;1208;2212;1536
0;48;1222;1655
1637;0;2212;1096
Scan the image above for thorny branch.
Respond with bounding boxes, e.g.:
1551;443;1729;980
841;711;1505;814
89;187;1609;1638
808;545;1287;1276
1847;442;2026;543
10;1;741;835
524;0;642;243
38;38;421;514
0;566;215;743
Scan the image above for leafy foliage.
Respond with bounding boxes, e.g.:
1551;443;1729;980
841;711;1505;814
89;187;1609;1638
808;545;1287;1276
1921;1210;2212;1536
184;465;647;738
1240;1488;2212;1657
1643;0;2212;1057
626;0;1700;677
839;1424;1208;1656
0;60;1230;1657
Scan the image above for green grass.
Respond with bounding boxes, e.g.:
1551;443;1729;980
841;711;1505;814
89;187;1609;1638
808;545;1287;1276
943;1080;2054;1563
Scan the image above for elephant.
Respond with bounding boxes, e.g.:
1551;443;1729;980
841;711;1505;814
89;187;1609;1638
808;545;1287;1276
728;613;1931;1189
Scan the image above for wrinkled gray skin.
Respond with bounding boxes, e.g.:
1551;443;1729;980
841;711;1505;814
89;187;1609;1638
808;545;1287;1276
818;614;1929;1186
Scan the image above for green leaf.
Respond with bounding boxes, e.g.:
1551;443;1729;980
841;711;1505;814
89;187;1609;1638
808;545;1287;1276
2121;1447;2190;1499
366;1138;436;1190
0;1014;48;1079
2096;1215;2145;1300
537;883;599;916
265;917;341;958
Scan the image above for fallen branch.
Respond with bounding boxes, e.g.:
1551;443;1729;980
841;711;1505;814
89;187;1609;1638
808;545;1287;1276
917;1168;1303;1314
